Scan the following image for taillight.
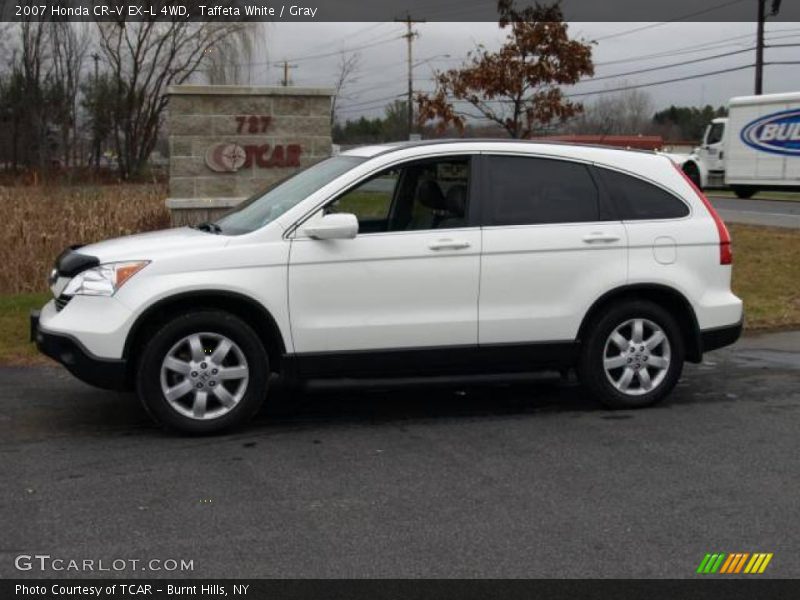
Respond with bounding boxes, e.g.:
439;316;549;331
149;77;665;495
673;163;732;265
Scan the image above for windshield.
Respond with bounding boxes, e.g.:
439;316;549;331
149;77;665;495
215;155;366;235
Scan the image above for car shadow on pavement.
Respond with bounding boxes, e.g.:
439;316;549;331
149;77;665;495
255;374;605;427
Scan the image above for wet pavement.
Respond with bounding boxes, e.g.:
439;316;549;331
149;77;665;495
1;331;798;578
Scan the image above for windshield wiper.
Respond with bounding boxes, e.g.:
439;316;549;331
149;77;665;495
192;221;222;234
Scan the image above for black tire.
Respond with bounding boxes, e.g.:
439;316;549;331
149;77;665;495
136;310;269;434
683;162;702;190
578;300;684;409
732;185;758;199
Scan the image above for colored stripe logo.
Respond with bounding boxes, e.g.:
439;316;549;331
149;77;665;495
696;552;773;574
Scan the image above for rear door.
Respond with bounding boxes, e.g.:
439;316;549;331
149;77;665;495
477;154;628;345
594;165;694;295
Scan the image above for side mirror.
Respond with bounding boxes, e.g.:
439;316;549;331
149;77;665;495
303;213;359;240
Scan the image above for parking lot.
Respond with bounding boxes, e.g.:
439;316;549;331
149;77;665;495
1;331;798;579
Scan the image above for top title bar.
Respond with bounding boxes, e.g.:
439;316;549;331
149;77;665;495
2;0;800;22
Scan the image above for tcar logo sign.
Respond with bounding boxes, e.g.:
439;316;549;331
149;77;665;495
741;109;800;156
205;142;302;172
205;143;247;172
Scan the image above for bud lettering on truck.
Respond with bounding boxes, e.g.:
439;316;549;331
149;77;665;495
740;109;800;156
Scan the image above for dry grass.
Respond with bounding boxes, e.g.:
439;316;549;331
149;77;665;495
729;224;800;331
0;184;169;294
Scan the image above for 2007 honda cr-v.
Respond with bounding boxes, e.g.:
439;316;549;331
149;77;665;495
31;140;743;433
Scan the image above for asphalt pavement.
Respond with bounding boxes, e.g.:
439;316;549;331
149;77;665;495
708;196;800;228
1;331;799;579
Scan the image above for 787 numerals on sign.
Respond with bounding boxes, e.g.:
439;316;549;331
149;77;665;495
236;115;272;134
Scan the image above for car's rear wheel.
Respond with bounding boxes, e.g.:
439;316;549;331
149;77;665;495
578;301;684;409
136;311;268;434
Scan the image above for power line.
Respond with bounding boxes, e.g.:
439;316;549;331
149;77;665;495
587;46;756;83
593;28;800;68
338;93;405;112
277;22;388;61
221;35;405;69
567;64;758;98
335;19;800;117
336;58;800;118
277;35;405;65
593;0;748;42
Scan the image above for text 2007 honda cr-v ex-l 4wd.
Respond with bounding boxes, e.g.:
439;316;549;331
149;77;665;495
31;140;743;434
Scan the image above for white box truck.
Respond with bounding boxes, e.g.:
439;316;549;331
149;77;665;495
668;91;800;198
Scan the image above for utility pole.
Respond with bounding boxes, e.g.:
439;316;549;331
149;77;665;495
755;0;766;95
276;60;297;86
395;14;425;140
755;0;782;95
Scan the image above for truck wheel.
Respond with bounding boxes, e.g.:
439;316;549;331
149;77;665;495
578;301;684;409
732;186;757;199
682;163;702;190
136;310;268;434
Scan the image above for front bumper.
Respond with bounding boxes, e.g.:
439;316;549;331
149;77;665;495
30;310;130;391
699;319;743;354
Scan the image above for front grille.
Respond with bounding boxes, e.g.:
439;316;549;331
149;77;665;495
54;294;72;312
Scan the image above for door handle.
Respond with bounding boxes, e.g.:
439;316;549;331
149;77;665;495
429;239;471;251
582;232;621;244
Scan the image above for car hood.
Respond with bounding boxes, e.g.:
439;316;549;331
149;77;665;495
77;227;228;263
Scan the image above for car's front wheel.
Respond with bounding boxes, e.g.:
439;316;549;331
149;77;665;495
136;311;268;434
578;301;684;409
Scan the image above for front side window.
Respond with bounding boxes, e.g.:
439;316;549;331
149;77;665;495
327;169;400;223
485;156;601;226
597;167;690;220
705;123;725;145
325;156;472;233
215;155;366;235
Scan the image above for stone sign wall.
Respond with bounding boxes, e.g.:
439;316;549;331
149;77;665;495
166;85;333;226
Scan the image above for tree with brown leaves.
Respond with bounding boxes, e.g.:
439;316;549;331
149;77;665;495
416;0;594;139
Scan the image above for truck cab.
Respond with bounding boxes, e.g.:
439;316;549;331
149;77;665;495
696;118;728;186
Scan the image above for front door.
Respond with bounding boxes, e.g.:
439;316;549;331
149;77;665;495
288;155;481;373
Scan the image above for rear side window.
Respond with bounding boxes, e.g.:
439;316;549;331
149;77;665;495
598;168;689;220
485;156;600;226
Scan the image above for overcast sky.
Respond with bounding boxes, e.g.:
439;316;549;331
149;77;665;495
243;21;800;121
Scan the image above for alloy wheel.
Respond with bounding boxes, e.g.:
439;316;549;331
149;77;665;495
603;318;671;396
159;332;249;420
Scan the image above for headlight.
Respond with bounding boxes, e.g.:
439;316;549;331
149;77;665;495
63;261;150;297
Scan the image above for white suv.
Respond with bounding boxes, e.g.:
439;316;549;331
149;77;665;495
31;141;743;433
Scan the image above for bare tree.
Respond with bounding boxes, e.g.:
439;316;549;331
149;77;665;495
50;22;89;167
330;51;361;125
97;14;250;178
570;87;654;135
201;22;266;85
16;20;51;171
